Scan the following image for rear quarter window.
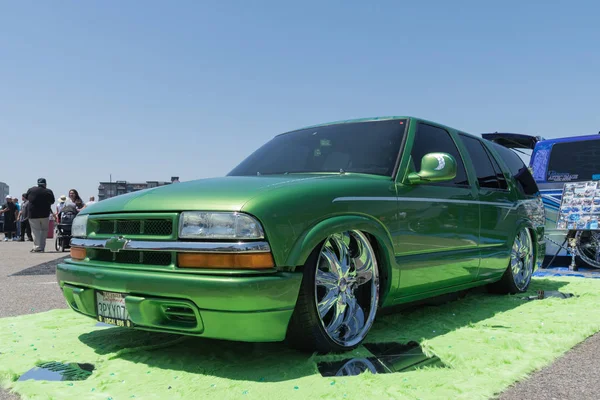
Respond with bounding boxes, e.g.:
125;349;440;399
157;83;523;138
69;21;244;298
546;139;600;182
491;142;539;196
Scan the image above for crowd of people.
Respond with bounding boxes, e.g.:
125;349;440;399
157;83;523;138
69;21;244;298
0;178;96;252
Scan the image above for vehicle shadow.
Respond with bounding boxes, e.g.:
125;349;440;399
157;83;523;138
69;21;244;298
78;278;568;383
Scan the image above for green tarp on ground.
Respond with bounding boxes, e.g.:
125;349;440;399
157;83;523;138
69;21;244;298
1;277;599;400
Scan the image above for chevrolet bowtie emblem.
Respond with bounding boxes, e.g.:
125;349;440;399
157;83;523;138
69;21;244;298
105;236;129;253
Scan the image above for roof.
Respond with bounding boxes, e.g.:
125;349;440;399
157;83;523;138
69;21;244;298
280;115;480;139
281;116;411;135
537;133;600;145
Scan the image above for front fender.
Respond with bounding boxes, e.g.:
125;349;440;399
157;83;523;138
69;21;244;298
285;215;396;304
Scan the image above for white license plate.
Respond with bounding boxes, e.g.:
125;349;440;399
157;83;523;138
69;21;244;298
96;291;133;327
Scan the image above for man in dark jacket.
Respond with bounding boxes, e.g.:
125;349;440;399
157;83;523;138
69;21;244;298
26;178;55;252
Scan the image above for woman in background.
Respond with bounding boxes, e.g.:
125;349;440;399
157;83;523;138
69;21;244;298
67;189;86;211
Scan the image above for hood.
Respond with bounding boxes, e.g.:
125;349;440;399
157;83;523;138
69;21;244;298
83;175;340;214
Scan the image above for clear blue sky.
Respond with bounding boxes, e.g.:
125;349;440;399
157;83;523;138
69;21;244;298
2;0;599;201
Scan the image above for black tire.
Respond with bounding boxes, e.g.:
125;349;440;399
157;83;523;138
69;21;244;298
286;231;379;353
575;231;600;269
489;228;534;294
55;236;63;252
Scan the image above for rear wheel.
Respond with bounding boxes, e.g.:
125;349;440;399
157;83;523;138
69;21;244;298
286;230;379;353
489;228;534;294
576;231;600;268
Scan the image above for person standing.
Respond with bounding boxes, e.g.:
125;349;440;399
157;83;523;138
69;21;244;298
18;193;33;242
54;195;67;223
13;197;21;241
0;196;17;241
86;196;96;207
26;178;55;253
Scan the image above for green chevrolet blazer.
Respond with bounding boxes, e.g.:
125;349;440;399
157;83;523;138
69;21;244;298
58;116;546;352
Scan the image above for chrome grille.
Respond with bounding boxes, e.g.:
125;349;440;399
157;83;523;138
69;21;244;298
93;219;173;236
89;249;172;266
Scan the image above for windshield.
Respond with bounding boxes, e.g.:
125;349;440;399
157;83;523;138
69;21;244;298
546;139;600;182
228;119;407;177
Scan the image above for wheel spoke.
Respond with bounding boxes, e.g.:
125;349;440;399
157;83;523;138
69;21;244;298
514;236;521;248
316;269;338;290
331;233;350;277
518;234;528;256
353;242;373;285
513;240;521;258
519;230;527;246
318;290;338;318
321;246;342;278
515;262;523;283
510;254;519;274
344;296;365;337
327;300;346;335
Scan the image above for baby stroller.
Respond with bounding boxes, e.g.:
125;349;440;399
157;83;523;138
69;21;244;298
55;204;78;252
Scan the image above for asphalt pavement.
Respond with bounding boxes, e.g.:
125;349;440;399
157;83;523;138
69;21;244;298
0;240;69;400
1;240;599;400
499;333;600;400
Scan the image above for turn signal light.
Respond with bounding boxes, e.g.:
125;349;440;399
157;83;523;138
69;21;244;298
70;247;86;260
177;252;274;269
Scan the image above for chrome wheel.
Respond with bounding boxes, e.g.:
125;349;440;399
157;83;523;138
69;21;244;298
576;231;600;268
333;358;379;376
315;231;379;348
511;228;534;291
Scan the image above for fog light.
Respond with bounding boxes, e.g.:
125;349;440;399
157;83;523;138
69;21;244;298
177;252;274;269
70;247;86;260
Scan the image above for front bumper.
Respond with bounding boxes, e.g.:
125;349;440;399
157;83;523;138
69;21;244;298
57;261;303;342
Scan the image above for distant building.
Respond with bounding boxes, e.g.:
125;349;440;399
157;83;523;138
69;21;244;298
0;182;9;201
98;177;181;201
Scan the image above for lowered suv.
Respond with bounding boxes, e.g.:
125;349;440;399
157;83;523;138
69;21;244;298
58;116;545;353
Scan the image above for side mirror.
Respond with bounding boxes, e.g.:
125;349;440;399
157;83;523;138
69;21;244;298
407;152;457;184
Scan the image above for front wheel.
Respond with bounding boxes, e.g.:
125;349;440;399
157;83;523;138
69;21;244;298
489;228;534;294
55;236;63;252
286;230;380;353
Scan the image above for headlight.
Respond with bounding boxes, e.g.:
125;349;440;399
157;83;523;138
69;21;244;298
71;215;88;238
179;212;264;239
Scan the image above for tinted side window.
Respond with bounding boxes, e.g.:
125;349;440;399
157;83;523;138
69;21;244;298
411;124;469;186
492;142;540;196
484;146;508;190
459;135;505;190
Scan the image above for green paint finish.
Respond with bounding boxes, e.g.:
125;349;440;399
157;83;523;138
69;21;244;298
59;116;545;345
57;263;302;312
